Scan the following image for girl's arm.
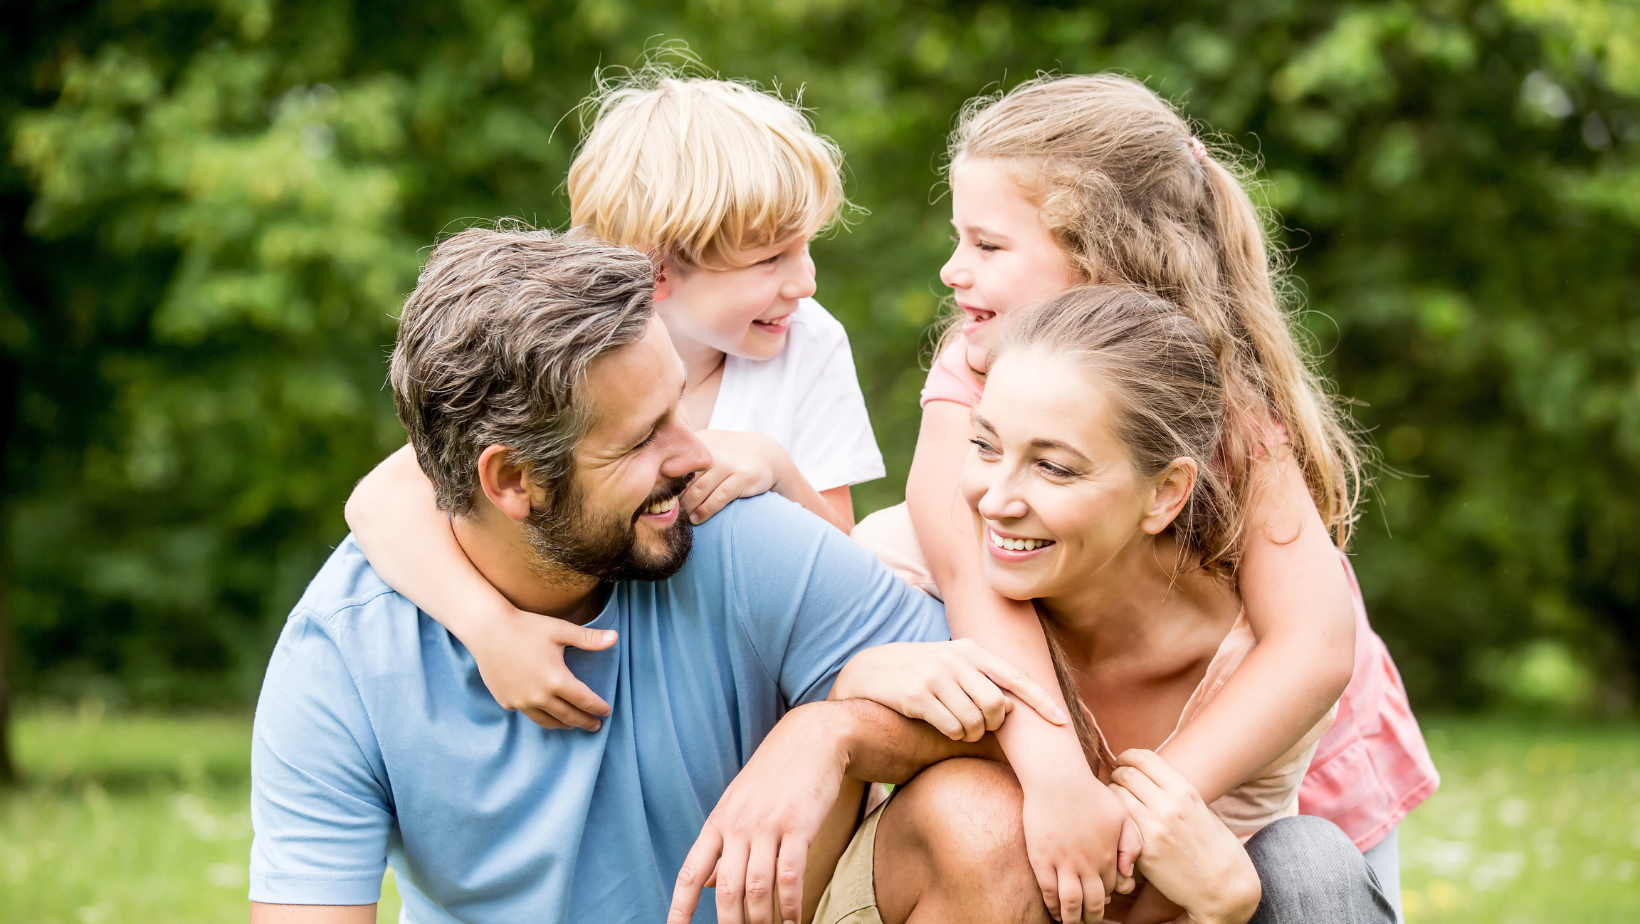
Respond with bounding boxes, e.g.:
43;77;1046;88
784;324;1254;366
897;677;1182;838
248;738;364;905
908;401;1132;922
343;445;617;731
1155;450;1355;802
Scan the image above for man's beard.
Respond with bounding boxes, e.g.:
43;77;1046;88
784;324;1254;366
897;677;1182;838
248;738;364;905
522;473;695;584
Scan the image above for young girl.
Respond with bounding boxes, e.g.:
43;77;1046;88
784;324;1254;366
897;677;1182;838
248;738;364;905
853;74;1437;921
344;73;887;732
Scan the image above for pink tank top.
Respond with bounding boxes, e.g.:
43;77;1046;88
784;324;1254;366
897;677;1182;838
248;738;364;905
917;344;1439;850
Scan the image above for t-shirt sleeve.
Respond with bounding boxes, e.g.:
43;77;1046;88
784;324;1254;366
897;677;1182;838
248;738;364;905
720;494;949;706
920;342;984;409
785;304;886;491
249;611;393;905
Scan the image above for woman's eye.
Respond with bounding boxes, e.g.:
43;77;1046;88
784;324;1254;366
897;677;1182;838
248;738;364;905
969;438;999;456
1037;461;1073;477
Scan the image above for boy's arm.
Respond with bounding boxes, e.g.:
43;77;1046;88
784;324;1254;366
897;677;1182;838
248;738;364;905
1155;450;1355;802
907;401;1131;920
682;430;853;531
344;445;616;730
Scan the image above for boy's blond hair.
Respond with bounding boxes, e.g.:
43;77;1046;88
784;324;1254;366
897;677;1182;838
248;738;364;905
568;72;845;269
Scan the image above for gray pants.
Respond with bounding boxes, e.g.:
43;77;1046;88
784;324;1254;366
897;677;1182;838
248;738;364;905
1246;816;1397;924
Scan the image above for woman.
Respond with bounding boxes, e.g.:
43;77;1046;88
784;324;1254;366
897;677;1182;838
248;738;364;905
820;287;1395;924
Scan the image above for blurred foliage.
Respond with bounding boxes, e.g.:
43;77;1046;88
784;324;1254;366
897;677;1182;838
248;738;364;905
1;0;1638;713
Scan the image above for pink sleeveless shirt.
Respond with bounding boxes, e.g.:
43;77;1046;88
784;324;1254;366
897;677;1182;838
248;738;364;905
909;344;1439;850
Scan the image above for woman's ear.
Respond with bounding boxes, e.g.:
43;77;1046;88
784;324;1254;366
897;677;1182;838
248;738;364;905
1139;458;1198;536
476;445;548;522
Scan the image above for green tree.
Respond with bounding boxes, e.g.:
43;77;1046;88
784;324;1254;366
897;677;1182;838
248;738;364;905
1;0;1637;777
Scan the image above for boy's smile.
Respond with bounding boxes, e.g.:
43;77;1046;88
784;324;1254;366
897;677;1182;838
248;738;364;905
654;237;817;370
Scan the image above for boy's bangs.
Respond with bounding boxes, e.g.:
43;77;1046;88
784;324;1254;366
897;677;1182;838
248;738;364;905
569;76;845;271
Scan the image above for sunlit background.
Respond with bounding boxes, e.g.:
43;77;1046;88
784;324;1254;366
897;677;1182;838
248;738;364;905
1;1;1638;921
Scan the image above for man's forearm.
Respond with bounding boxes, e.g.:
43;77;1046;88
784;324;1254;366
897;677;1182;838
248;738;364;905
823;698;1002;784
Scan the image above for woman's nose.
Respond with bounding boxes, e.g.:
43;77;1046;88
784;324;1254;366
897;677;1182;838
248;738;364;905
975;476;1028;521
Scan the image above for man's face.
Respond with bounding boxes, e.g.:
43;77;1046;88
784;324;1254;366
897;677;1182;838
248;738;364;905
524;318;712;582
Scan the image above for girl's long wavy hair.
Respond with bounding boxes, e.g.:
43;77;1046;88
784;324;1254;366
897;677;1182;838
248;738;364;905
948;73;1366;548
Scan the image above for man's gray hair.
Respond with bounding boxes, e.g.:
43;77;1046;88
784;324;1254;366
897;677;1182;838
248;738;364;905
390;225;656;515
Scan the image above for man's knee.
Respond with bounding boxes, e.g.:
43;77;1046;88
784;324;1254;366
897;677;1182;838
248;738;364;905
892;758;1028;876
1246;816;1396;924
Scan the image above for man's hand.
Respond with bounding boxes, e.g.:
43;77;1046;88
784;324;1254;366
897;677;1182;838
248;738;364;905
682;430;787;525
469;611;617;731
1109;750;1260;924
1020;765;1135;923
667;702;847;924
830;640;1068;742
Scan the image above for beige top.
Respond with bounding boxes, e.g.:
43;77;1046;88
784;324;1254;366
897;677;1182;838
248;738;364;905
1079;613;1338;841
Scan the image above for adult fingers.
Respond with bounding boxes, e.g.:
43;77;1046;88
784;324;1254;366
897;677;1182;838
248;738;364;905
1109;785;1160;844
713;838;752;924
1109;764;1167;809
742;837;780;924
519;707;570;731
775;830;809;924
667;827;724;924
912;693;968;741
1115;748;1197;799
1117;816;1144;882
963;643;1067;726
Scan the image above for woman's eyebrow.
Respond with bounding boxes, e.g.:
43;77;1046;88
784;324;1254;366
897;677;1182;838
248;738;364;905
971;413;999;434
1027;437;1093;466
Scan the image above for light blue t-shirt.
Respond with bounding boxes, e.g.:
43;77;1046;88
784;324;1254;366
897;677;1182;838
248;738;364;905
248;493;948;923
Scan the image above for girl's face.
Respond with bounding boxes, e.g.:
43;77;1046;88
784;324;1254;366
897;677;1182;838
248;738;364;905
941;158;1083;373
959;349;1193;604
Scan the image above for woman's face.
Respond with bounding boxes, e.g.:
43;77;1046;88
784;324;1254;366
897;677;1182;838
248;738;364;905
940;158;1083;373
959;349;1189;603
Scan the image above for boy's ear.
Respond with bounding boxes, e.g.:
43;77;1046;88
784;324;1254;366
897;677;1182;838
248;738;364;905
1139;458;1198;536
476;444;547;522
652;258;675;303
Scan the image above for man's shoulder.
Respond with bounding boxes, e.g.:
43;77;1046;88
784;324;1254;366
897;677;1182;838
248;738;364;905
287;536;419;645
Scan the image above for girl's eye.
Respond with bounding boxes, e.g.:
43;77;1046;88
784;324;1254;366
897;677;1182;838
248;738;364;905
976;241;999;253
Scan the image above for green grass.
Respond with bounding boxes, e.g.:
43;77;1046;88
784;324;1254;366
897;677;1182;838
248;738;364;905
0;707;1635;923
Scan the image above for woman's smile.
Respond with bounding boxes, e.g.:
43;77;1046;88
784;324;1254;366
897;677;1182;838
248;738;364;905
985;527;1055;561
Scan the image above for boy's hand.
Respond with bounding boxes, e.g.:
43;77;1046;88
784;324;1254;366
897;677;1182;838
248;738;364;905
683;430;789;525
1020;766;1137;923
830;640;1068;742
469;610;617;731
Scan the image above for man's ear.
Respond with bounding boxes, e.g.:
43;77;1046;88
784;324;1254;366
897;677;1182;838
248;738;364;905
1139;458;1199;536
476;445;545;523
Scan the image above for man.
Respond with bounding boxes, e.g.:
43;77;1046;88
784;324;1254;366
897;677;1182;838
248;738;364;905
247;227;1004;924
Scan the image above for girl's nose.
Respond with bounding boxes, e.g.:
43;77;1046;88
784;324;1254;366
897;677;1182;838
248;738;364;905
940;252;970;291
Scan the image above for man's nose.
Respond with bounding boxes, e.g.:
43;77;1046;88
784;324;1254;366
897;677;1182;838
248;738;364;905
662;427;713;480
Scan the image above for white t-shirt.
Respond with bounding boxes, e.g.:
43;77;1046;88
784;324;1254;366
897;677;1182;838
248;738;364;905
707;298;886;492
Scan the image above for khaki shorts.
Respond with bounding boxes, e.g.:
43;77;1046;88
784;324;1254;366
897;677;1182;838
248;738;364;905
812;797;890;924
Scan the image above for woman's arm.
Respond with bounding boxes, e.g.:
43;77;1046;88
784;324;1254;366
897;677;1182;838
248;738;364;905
907;401;1130;921
344;445;616;730
1155;450;1355;803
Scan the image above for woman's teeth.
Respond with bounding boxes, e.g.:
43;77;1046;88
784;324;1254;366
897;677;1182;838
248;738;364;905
644;496;679;516
990;530;1052;552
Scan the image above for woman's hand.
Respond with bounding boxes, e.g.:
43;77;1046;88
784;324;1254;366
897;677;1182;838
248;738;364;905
1109;749;1261;924
830;640;1067;741
1019;768;1137;923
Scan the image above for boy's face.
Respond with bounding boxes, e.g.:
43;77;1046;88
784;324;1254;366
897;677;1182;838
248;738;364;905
655;237;817;363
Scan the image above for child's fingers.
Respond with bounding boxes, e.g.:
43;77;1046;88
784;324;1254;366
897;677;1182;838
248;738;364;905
693;474;757;525
548;675;612;719
912;694;969;740
681;468;731;519
1056;866;1084;924
961;643;1067;726
1108;784;1160;837
519;707;570;731
1117;816;1144;881
552;623;619;653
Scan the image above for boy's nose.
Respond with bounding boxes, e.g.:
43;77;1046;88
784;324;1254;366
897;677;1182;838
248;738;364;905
781;263;817;300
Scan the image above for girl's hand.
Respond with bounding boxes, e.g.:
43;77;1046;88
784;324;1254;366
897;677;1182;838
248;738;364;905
830;640;1067;742
1019;769;1136;923
683;430;787;525
1109;749;1261;924
468;610;618;731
